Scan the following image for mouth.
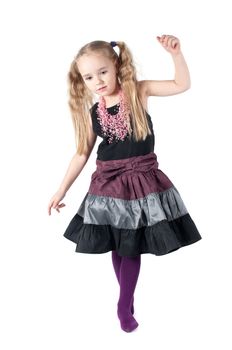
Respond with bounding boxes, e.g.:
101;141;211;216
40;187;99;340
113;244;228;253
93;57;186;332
97;86;107;91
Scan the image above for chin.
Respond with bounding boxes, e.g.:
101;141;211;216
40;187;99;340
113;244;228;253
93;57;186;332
99;90;109;95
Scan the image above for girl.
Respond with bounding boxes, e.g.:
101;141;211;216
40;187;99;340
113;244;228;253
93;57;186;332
48;35;202;333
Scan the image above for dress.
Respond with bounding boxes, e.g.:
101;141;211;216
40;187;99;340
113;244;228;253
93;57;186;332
63;102;202;257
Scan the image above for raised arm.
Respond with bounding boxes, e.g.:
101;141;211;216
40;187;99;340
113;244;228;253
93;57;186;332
138;35;191;97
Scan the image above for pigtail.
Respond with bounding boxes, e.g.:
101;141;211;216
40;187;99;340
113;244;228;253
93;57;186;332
116;42;152;141
67;58;94;155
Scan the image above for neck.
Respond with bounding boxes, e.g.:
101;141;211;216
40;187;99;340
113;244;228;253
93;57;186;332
103;85;121;107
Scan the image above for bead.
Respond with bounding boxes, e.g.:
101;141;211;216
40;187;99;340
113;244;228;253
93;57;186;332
96;89;132;143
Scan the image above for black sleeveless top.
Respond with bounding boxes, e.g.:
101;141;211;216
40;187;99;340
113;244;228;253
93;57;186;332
90;102;155;161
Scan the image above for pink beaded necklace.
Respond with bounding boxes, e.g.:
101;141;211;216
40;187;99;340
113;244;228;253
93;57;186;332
96;88;132;143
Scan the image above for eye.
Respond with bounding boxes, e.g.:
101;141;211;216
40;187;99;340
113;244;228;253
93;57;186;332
85;77;92;80
101;71;107;74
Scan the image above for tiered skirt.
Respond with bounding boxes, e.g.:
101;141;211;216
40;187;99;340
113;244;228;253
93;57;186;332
63;151;202;257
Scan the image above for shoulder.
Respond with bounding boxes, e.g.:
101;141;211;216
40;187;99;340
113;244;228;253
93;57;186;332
89;102;99;116
136;81;148;111
89;103;100;135
89;102;98;112
136;80;147;94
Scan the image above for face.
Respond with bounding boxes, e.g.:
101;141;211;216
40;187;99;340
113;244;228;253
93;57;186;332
77;53;120;97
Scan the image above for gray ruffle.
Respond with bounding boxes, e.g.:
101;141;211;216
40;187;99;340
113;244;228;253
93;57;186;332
77;185;188;230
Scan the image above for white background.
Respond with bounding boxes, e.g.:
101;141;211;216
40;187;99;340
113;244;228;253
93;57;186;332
0;0;231;349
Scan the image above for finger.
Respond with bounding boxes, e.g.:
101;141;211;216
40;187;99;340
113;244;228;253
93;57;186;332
162;35;169;46
167;37;174;47
169;36;176;45
165;35;174;46
48;204;53;215
56;203;66;209
172;39;179;49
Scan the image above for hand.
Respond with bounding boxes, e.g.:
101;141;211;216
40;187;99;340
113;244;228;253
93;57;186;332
156;34;181;56
48;189;66;215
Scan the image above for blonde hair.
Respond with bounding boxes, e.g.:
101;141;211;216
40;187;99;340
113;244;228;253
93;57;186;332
67;40;152;155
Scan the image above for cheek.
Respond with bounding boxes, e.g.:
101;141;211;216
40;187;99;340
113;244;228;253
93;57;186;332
106;75;114;83
84;82;92;91
85;80;92;87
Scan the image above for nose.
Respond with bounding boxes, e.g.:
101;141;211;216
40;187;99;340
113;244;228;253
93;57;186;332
96;79;104;87
95;75;104;85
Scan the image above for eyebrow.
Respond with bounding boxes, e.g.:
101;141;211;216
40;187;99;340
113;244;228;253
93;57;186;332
82;66;108;78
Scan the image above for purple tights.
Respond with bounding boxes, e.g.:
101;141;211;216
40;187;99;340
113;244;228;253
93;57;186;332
111;250;141;332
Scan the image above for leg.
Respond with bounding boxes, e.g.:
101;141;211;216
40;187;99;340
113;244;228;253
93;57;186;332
111;250;134;314
117;254;141;332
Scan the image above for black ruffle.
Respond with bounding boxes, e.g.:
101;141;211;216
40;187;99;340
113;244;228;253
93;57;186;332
63;212;202;257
